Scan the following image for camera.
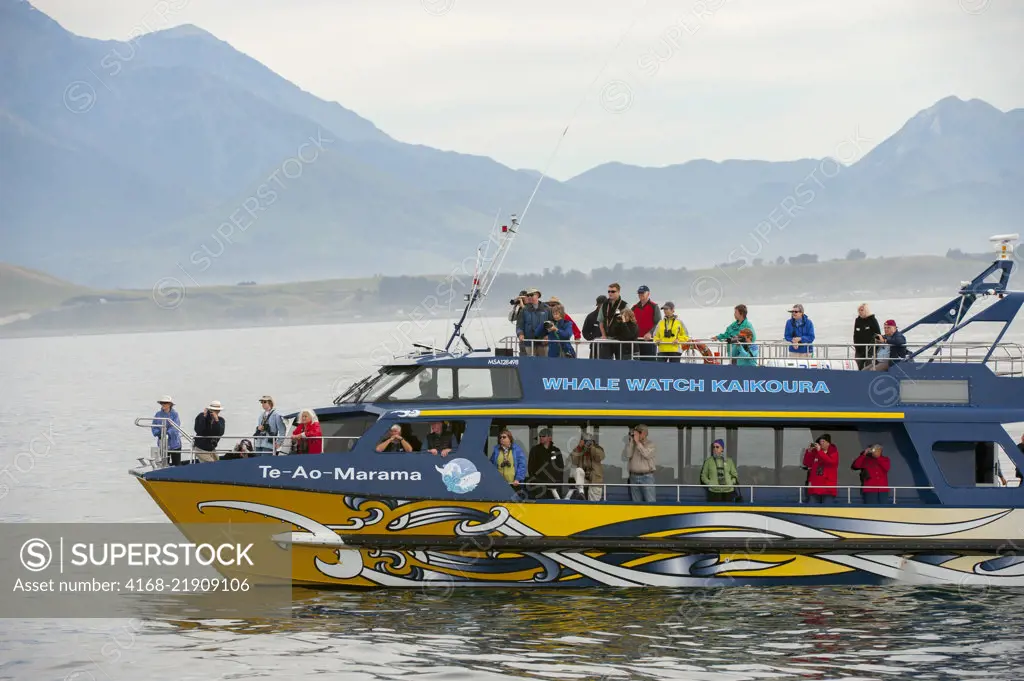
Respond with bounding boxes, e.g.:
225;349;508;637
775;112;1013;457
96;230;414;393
664;329;675;338
544;320;555;330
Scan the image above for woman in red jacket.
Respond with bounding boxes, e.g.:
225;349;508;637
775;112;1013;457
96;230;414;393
851;444;891;504
803;434;839;503
291;408;323;454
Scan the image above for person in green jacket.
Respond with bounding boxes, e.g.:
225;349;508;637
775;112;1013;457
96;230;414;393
700;439;739;502
714;304;756;365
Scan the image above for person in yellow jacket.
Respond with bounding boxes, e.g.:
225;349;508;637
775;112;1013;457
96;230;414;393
652;301;689;362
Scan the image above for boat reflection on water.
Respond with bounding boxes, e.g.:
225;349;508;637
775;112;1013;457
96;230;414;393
152;587;1024;678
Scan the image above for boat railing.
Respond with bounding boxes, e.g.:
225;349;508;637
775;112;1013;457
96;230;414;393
132;417;360;471
497;336;1024;375
528;482;938;505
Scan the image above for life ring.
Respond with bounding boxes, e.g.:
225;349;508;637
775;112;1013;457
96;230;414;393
682;341;719;364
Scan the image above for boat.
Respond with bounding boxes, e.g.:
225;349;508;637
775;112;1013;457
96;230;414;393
132;231;1024;588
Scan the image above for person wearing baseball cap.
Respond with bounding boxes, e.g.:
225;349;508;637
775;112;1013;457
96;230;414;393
652;302;689;362
784;303;815;358
254;395;286;456
869;319;908;371
193;400;225;462
152;395;182;466
632;285;662;361
515;287;551;357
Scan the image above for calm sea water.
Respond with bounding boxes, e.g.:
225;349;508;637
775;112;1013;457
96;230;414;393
3;296;1024;680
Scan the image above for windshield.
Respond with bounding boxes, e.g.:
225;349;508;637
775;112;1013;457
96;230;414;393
334;368;416;404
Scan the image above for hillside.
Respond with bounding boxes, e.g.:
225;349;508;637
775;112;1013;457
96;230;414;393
0;255;1004;339
1;1;1022;289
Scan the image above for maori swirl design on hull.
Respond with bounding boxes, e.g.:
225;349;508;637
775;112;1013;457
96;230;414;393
193;497;1024;587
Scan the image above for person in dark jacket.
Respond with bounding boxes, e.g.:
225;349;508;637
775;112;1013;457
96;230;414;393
582;295;606;358
851;444;891;504
537;303;576;358
869;319;908;371
853;303;882;369
194;401;226;462
606;306;639;360
516;288;551;357
527;428;565;499
422;421;458;457
597;283;628;359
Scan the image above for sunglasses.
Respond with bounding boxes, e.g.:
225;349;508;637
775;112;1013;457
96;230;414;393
607;290;617;294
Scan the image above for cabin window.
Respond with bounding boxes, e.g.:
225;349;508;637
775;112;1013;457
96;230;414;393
456;367;523;400
374;419;466;454
320;414;377;453
383;368;455;402
900;380;970;404
734;427;776;486
932;441;1007;487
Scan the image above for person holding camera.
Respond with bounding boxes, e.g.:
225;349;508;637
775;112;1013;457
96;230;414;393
623;424;657;502
851;444;890;504
490;430;527;495
537;303;576;358
571;432;606;501
714;304;756;365
802;434;839;503
376;424;414;453
254;395;286;456
868;319;908;371
515;288;551;357
733;328;759;366
508;289;528;324
193;400;225;463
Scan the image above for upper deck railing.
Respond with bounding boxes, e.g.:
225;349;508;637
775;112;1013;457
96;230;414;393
495;337;1024;376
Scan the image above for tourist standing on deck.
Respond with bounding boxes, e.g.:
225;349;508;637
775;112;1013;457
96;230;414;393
733;328;759;366
152;396;182;466
853;304;881;369
597;283;628;359
516;288;550;357
571;432;606;501
508;290;528;324
623;424;657;502
527;428;565;499
194;401;225;463
784;304;815;358
606;307;639;360
538;303;576;358
423;421;457;457
490;430;527;496
869;320;908;371
254;395;286;456
582;295;606;359
714;304;756;364
290;409;323;455
546;296;581;342
852;445;890;504
653;302;688;362
803;435;839;503
700;439;739;502
632;285;662;361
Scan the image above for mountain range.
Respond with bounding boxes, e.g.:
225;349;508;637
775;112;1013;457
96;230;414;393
1;0;1022;289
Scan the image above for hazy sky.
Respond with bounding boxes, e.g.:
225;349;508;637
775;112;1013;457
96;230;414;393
32;0;1024;180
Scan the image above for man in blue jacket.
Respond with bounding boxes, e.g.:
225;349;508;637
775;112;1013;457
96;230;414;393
784;304;815;357
516;288;551;357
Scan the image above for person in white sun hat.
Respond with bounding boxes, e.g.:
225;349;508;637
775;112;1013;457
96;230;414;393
152;395;182;466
